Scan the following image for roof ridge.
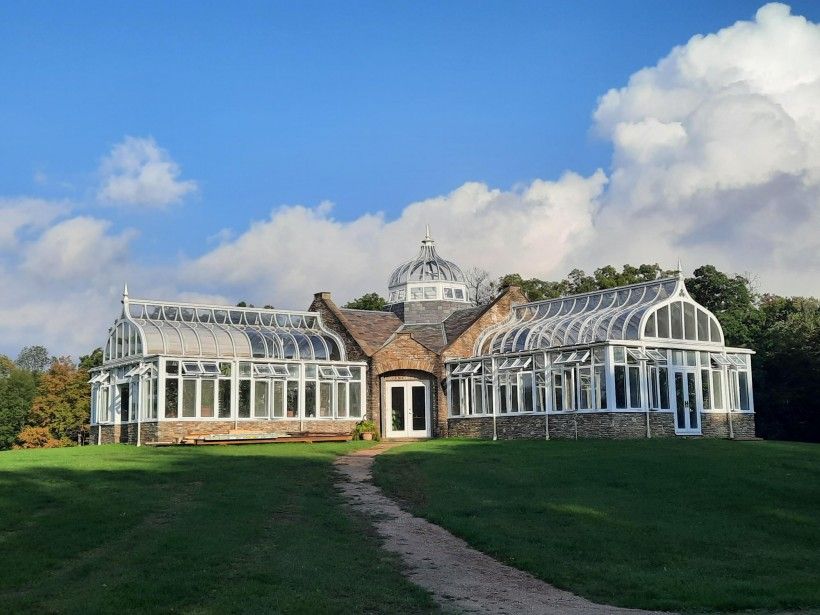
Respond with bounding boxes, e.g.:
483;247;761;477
520;277;679;308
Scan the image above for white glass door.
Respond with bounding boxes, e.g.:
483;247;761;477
673;369;701;434
385;381;430;438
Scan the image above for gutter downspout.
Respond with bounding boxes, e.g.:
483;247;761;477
545;409;549;440
646;409;651;438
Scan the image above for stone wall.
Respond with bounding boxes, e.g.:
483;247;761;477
447;411;743;440
702;412;756;439
91;422;159;444
388;300;469;324
156;419;359;442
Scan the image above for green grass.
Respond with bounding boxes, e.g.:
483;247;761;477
373;439;820;613
0;443;441;614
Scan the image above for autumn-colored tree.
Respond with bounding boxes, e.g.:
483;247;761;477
28;357;91;443
14;426;63;449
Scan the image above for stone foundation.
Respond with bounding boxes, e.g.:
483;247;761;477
702;412;756;439
91;422;158;444
447;411;751;440
90;420;358;444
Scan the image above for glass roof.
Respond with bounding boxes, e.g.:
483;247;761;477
475;276;725;354
104;295;345;362
388;228;467;289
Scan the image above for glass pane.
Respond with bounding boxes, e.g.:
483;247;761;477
710;318;722;343
687;372;698;428
671;302;683;339
319;382;333;417
119;384;130;421
697;309;709;341
411;385;426;431
521;372;534;411
450;378;461;416
615;365;626;409
595;365;607;409
273;381;285;417
391;386;405;431
657;305;670;338
701;369;711;410
201;380;215;417
675;373;685;428
473;380;484;414
287;381;299;418
628;366;641;408
645;313;656;337
182;379;196;417
304;381;317;418
739;372;750;411
349;382;361;418
711;371;723;409
218;380;231;418
238;380;251;418
337;382;348;417
659;367;670;409
683;303;695;340
254;381;269;418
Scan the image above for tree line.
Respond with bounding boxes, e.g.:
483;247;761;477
346;263;820;443
0;346;102;449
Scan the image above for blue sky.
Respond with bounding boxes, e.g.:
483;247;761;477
1;1;819;356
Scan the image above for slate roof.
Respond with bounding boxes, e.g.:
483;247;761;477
337;308;402;355
443;306;485;344
397;323;447;352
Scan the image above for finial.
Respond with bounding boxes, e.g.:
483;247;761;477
676;259;683;279
422;224;434;245
123;283;129;300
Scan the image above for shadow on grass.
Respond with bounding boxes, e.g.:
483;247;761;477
0;443;441;615
374;438;820;613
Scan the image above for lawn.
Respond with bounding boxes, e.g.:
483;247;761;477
0;442;440;614
373;439;820;613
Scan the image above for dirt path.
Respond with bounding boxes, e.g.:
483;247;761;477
334;443;668;615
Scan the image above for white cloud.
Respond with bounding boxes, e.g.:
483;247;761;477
3;2;820;360
97;136;197;208
0;198;70;250
583;2;820;293
183;171;607;307
22;217;136;281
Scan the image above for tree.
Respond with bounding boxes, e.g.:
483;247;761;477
497;274;567;302
0;367;37;449
0;354;13;378
28;357;91;443
344;293;387;311
15;345;51;373
79;348;104;370
464;267;496;306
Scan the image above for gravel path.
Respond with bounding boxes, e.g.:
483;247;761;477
334;443;669;615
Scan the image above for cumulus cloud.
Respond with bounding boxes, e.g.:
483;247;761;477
0;198;70;250
3;2;820;359
22;217;136;281
184;171;607;307
580;2;820;292
97;136;197;208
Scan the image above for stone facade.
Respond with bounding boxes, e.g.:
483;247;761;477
387;300;469;324
447;411;754;440
92;420;357;444
702;412;756;439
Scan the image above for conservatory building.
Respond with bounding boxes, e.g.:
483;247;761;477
445;275;755;439
89;290;366;444
90;230;755;443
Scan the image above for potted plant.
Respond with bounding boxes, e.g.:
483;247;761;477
353;419;378;441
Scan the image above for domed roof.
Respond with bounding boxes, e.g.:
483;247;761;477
388;227;467;289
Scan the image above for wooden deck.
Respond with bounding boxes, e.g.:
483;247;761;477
180;431;353;446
